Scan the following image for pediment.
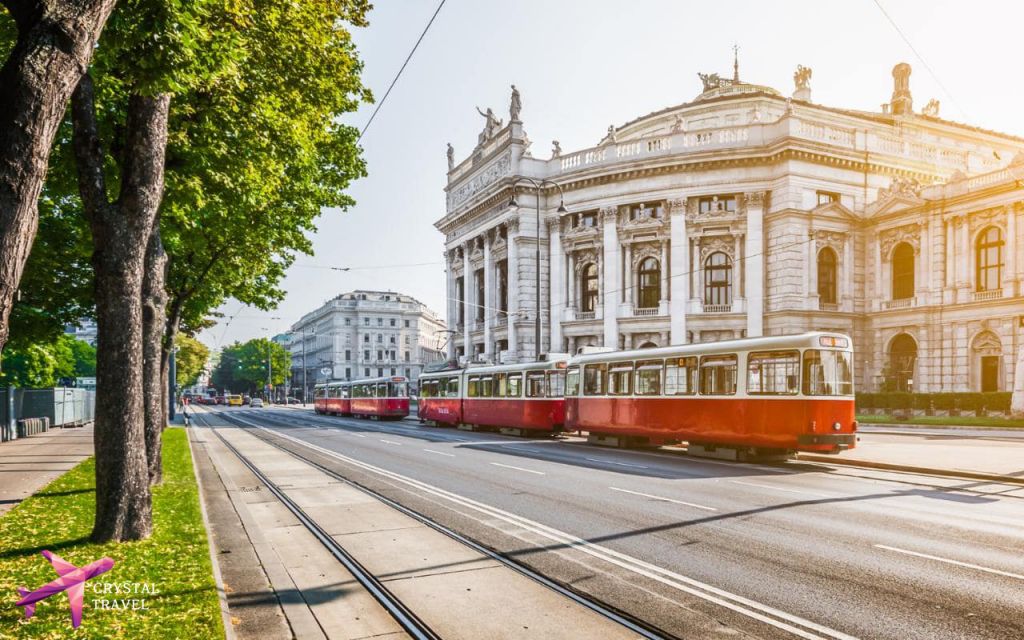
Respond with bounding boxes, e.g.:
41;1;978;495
865;194;924;219
811;200;858;221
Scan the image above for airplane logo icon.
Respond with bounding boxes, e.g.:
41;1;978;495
15;550;115;628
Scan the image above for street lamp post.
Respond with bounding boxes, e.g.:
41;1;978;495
509;178;567;361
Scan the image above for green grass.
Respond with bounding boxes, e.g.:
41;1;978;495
0;428;223;639
857;414;1024;428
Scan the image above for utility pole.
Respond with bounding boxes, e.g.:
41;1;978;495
302;329;308;405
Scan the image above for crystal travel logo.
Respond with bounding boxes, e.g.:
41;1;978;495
15;550;115;629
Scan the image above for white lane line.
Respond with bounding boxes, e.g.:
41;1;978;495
380;439;402;446
351;434;367;438
730;480;829;498
490;462;546;475
253;422;858;640
874;544;1024;581
585;457;649;469
609;487;718;511
423;449;455;457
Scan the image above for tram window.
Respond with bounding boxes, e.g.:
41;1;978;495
481;376;494;397
446;378;460;397
391;382;408;397
419;382;432;398
665;357;697;395
507;373;523;397
635;359;663;396
495;373;508;397
467;376;479;398
699;355;737;395
526;371;546;397
547;371;566;397
566;367;580;396
608;364;633;395
377;382;387;397
747;351;800;395
802;350;854;396
583;363;607;396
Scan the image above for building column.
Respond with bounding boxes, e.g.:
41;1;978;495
669;199;688;344
957;215;969;290
945;219;954;289
507;217;520;361
601;207;619;347
807;230;818;308
623;242;633;307
690;236;700;304
566;250;576;313
462;240;472;357
483;231;494;360
842;234;853;311
549;218;563;354
874;234;883;304
659;239;669;307
446;250;455;359
1006;206;1017;297
745;192;765;337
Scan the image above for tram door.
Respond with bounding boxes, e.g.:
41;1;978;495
980;356;999;392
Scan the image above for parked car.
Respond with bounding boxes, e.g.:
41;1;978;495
215;395;227;405
227;394;244;406
284;397;302;405
249;398;264;408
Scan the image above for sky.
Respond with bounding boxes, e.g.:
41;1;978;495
199;0;1024;350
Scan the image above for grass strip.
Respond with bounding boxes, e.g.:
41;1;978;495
0;428;223;639
856;414;1024;428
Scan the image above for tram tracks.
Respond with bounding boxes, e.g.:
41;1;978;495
195;408;669;640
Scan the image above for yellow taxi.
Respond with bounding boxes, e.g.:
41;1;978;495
227;394;244;406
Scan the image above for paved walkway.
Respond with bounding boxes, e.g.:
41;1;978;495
0;425;94;516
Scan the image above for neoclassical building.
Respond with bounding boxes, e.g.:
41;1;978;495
435;61;1024;398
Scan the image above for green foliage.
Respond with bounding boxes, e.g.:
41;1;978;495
0;429;223;638
856;392;1013;412
210;338;289;393
0;335;94;387
175;334;209;387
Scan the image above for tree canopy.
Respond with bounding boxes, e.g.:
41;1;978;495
175;335;209;388
210;338;290;393
0;334;96;387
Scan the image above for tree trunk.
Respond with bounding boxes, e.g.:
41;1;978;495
142;226;167;485
0;0;117;355
72;74;171;542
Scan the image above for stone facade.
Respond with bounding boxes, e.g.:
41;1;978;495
435;63;1024;401
287;290;446;395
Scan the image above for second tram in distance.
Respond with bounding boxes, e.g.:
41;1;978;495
418;332;857;457
314;375;411;420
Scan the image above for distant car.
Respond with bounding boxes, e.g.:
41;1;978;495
249;398;264;408
227;394;243;406
215;395;227;405
285;397;302;405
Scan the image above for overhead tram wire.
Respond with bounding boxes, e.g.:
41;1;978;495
871;0;969;120
357;0;447;143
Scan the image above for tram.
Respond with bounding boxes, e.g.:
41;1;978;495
564;332;856;456
314;376;410;419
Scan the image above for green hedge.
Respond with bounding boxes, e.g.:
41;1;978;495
856;392;1012;412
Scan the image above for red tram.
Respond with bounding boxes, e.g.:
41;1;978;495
314;376;410;419
564;333;856;456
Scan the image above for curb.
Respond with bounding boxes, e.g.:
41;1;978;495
796;454;1024;486
185;426;238;640
857;422;1024;432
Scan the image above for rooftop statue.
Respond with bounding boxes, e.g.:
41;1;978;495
922;98;940;117
793;65;812;90
551;140;561;158
698;72;722;92
446;143;454;171
509;84;522;122
475;106;503;145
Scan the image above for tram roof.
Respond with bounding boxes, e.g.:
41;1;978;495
318;376;407;387
569;332;852;366
419;358;569;378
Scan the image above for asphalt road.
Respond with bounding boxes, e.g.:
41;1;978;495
203;407;1024;640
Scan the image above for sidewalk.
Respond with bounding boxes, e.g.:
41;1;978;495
0;424;94;516
799;431;1024;484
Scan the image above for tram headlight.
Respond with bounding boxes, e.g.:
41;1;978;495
832;421;842;431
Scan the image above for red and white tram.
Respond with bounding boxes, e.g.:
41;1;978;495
418;358;569;434
564;332;856;455
315;376;410;419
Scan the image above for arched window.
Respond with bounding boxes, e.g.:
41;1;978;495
887;333;917;392
891;242;915;300
704;252;732;306
976;226;1004;292
817;247;838;305
637;257;660;308
580;263;598;312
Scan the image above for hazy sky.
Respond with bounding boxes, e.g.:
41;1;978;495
199;0;1024;350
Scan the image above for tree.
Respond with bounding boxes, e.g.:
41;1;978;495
0;0;117;356
0;333;93;386
210;339;289;394
174;335;208;388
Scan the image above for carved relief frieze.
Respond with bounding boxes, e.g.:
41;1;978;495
813;230;847;254
572;248;600;273
968;206;1007;237
879;223;921;258
447;153;512;210
630;242;663;269
699;235;736;261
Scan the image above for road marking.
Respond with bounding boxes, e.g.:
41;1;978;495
254;422;858;640
874;544;1024;581
380;439;402;446
490;462;545;475
423;449;455;457
351;434;367;438
608;487;717;511
585;457;649;469
730;480;829;498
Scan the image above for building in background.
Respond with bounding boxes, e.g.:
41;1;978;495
436;60;1024;396
64;319;98;347
287;290;446;397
